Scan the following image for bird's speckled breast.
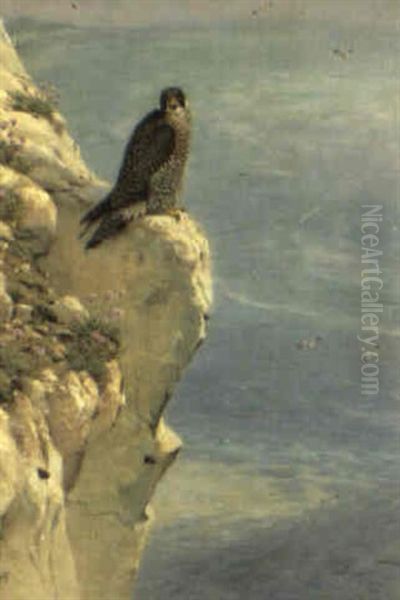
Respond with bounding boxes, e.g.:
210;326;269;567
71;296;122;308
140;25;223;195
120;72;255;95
148;111;191;213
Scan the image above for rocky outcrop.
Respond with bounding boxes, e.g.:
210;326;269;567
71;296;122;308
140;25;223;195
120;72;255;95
0;20;212;600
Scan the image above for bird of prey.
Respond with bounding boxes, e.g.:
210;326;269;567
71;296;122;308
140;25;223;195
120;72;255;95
80;87;191;249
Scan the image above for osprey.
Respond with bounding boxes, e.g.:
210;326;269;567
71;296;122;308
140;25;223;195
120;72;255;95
80;87;191;249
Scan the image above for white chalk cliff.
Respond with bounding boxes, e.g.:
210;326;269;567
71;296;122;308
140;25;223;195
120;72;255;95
0;21;212;600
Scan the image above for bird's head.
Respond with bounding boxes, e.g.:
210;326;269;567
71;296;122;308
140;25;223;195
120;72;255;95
160;87;188;117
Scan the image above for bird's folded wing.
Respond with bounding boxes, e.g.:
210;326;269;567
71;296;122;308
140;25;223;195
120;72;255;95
113;115;176;200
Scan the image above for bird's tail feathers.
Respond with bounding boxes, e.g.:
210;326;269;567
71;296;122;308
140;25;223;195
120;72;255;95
80;193;113;226
78;192;115;240
84;202;146;250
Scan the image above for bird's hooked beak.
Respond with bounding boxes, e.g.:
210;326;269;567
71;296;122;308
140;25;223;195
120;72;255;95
167;98;189;118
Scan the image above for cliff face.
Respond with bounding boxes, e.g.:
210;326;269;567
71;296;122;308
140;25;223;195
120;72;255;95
0;21;212;600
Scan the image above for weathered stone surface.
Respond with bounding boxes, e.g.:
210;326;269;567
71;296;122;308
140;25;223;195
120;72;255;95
0;166;57;255
14;303;33;322
52;294;89;325
18;183;57;247
0;272;12;321
0;221;12;241
0;393;80;600
0;410;19;516
52;210;211;599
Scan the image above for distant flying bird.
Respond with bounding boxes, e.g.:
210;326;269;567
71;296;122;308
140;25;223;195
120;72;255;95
332;48;353;60
296;336;323;350
251;0;272;16
80;87;191;249
71;2;79;9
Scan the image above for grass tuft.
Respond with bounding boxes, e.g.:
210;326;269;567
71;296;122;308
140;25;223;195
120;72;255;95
0;188;21;224
65;317;121;383
9;83;59;122
0;345;32;403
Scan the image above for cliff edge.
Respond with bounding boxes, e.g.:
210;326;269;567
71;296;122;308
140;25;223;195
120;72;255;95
0;20;212;600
